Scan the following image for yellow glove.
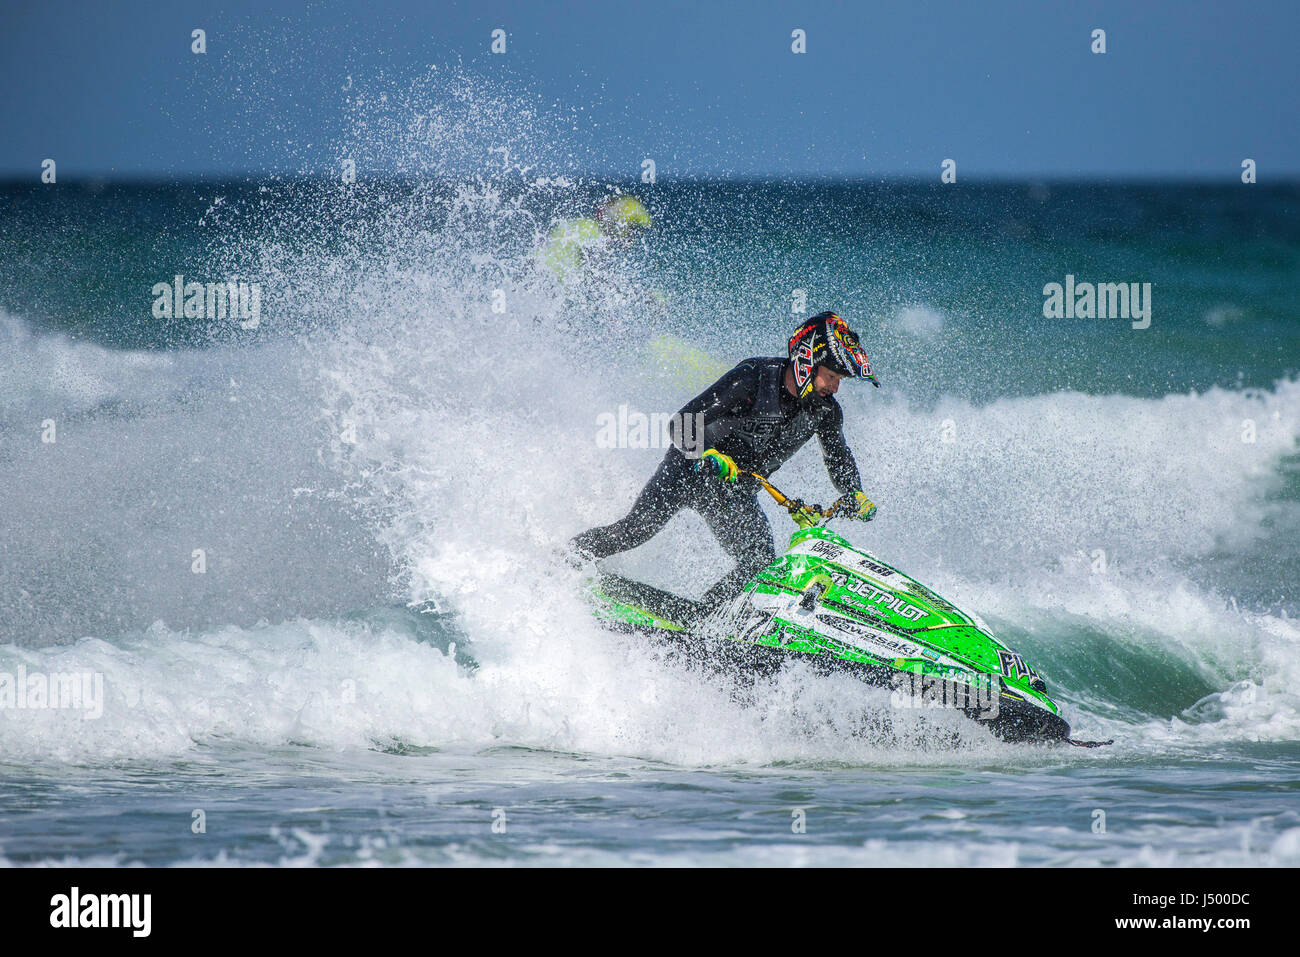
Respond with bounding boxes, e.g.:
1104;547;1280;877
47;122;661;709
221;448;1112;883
848;491;877;521
696;448;739;483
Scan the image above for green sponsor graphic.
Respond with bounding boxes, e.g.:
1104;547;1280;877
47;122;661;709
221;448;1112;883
587;523;1066;740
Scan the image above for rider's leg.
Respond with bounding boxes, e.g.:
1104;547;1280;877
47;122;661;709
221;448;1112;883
696;487;776;608
568;450;694;560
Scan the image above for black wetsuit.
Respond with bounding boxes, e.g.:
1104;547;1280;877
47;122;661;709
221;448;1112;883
570;357;863;609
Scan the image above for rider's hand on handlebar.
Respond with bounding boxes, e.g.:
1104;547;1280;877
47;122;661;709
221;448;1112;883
696;448;739;483
846;490;877;522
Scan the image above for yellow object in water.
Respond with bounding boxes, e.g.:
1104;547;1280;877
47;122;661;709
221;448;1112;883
648;334;732;391
600;196;652;234
538;217;603;283
538;198;652;283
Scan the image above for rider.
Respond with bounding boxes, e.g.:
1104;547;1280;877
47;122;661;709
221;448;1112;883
538;194;726;387
538;195;652;284
569;311;881;614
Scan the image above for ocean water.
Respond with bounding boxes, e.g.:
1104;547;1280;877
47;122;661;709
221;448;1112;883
1;72;1298;867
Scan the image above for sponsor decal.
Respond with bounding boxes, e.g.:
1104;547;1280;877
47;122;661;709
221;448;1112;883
837;577;926;622
739;418;780;442
817;615;921;657
855;556;896;579
789;324;818;392
803;539;900;582
810;540;840;560
996;649;1039;683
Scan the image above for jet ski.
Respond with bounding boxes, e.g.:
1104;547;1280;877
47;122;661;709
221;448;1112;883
588;472;1108;746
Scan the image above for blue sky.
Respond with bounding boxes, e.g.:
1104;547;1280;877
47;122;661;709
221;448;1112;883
2;0;1295;179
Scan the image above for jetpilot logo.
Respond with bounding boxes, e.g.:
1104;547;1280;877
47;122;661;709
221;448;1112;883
840;578;926;622
596;406;706;458
890;672;999;719
50;887;151;937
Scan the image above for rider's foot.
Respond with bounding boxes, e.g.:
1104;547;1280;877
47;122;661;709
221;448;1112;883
558;543;597;571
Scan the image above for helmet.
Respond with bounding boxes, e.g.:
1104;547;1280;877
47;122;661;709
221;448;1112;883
787;311;879;399
598;195;652;235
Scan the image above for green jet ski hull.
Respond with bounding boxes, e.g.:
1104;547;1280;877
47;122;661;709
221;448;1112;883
589;526;1072;744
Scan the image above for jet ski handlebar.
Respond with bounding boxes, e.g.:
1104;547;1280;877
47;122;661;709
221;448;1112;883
741;470;854;526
